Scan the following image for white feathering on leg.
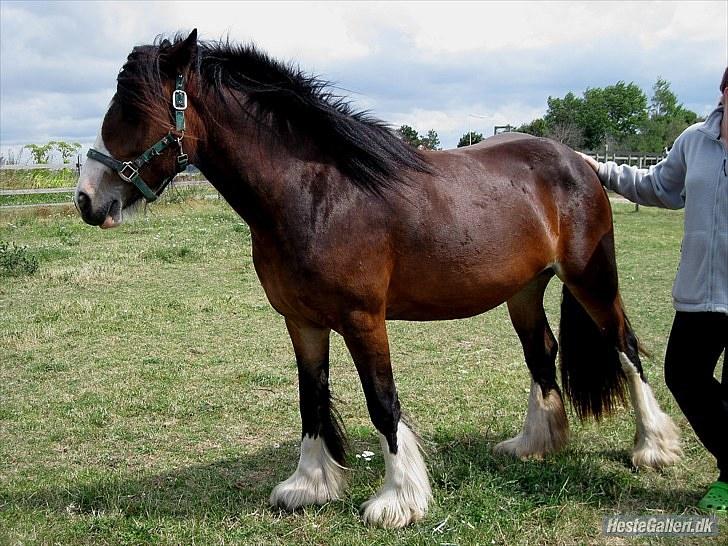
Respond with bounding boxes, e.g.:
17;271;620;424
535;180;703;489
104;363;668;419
619;352;682;468
361;422;432;528
493;380;569;459
270;435;346;509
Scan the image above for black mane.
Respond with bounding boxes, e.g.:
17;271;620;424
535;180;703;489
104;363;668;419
116;35;432;194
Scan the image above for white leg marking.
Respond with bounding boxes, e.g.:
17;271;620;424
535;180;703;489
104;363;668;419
361;422;432;528
619;352;682;468
494;380;569;459
269;435;346;510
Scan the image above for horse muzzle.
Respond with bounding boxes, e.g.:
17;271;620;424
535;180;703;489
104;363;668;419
76;191;122;228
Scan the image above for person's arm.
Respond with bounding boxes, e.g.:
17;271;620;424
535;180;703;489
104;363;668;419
576;137;687;209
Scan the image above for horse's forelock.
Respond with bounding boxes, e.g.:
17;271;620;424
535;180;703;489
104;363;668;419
115;43;168;127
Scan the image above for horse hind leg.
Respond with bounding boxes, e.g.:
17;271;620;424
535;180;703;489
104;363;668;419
559;235;681;468
270;318;347;510
619;339;683;468
494;271;569;459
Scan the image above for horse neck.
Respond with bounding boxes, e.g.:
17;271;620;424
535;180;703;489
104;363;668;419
193;100;327;233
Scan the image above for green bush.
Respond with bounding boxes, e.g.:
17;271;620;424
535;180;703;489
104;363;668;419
0;241;39;277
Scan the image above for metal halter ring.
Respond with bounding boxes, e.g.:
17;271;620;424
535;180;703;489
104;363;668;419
118;162;139;183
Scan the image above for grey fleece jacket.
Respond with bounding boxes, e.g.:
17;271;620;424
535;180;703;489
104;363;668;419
597;105;728;315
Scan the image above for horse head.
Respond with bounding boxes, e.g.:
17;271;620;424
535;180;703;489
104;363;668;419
76;30;199;228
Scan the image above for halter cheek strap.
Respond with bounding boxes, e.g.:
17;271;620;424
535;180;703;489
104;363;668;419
87;74;189;202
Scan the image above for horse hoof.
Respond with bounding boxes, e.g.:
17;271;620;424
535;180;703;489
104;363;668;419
494;434;544;460
361;488;428;528
361;422;432;528
270;468;345;510
631;421;682;469
269;436;347;510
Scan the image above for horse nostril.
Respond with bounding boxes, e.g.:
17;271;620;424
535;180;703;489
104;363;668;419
76;191;90;211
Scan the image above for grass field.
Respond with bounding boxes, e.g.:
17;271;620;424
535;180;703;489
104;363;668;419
0;192;75;207
1;197;725;545
0;169;79;190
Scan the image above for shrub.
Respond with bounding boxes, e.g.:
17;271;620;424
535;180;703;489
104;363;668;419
0;241;39;277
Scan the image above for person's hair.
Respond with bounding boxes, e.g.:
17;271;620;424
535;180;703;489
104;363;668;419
721;66;728;93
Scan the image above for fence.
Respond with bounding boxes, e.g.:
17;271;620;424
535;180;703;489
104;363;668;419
583;152;667;169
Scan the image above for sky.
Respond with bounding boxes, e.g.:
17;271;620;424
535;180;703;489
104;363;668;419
1;0;726;157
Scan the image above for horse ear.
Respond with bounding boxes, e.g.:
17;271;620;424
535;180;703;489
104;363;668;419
163;29;198;74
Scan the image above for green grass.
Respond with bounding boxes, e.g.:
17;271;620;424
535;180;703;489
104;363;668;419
0;167;208;193
0;168;78;190
1;201;725;545
0;192;75;207
0;183;217;208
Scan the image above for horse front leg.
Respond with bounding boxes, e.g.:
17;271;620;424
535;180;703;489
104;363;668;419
270;317;347;510
342;311;432;529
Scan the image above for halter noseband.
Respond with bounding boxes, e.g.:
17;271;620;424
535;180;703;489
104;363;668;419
87;75;189;202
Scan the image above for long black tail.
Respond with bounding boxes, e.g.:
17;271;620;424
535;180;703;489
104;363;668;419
559;286;628;421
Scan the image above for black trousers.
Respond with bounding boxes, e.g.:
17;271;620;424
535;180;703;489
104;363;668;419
664;311;728;481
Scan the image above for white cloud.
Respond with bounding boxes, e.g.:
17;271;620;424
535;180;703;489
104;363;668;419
344;1;726;56
165;1;372;64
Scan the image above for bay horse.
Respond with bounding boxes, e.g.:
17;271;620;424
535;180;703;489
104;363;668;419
75;30;681;528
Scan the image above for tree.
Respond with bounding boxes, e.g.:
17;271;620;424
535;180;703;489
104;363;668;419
397;125;441;150
397;125;421;147
632;78;700;153
577;82;647;149
650;77;679;117
52;141;81;163
518;78;697;152
24;143;54;164
547;122;584;148
457;131;484;147
543;92;583;140
420;129;441;150
516;119;547;137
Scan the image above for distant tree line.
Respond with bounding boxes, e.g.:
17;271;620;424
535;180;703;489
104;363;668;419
514;78;700;152
458;131;484;147
517;78;701;153
396;125;442;150
25;141;81;164
394;78;700;153
1;141;82;165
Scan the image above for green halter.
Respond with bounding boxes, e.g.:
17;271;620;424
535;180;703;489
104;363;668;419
87;75;189;202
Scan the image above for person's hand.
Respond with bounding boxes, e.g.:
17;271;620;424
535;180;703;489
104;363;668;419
575;151;600;173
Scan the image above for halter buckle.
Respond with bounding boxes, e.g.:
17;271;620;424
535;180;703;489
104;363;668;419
118;162;139;183
172;89;188;111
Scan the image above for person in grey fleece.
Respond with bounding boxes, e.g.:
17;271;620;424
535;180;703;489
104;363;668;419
578;67;728;514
